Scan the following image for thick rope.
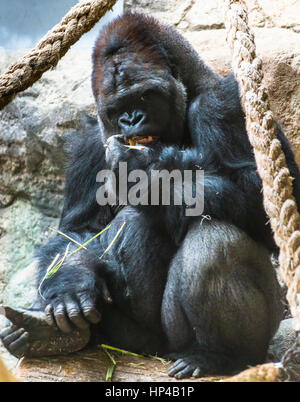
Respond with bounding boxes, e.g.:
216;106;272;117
223;0;300;381
223;0;300;330
0;0;117;110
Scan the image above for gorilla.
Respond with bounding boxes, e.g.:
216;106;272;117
1;13;300;379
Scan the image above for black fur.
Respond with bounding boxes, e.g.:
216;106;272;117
2;13;298;378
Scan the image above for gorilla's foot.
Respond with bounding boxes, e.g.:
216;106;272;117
167;350;233;379
167;354;209;379
0;305;90;358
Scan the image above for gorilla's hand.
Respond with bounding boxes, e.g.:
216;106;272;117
105;135;156;172
40;265;112;333
105;135;126;170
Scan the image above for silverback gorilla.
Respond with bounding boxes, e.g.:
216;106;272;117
1;13;300;379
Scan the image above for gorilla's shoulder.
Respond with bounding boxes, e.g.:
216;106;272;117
64;125;106;172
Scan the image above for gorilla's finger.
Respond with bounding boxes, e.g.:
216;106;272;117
53;303;72;333
45;304;56;327
192;367;202;378
64;297;89;330
78;295;101;324
174;364;195;379
168;359;187;377
8;332;29;356
99;279;113;304
0;325;17;339
2;328;26;347
169;358;185;369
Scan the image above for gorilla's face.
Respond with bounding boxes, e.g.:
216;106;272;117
92;51;187;146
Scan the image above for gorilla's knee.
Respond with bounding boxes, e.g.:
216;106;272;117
162;220;282;374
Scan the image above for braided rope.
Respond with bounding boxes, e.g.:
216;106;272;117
0;0;117;110
223;0;300;329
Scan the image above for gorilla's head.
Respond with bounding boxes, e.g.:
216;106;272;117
92;14;187;146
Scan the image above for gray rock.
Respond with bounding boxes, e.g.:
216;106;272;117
125;0;300;32
268;318;298;362
0;49;98;216
4;261;38;309
0;196;58;306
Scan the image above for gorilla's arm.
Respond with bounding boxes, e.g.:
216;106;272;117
32;129;114;332
105;136;270;247
186;75;300;250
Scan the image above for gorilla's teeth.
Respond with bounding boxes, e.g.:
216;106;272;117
128;138;137;146
125;145;146;150
127;136;157;146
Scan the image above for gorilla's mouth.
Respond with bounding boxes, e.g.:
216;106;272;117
126;136;159;146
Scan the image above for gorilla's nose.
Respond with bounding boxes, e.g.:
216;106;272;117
118;110;146;131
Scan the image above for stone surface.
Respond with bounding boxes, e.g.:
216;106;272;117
0;49;97;216
256;0;300;32
125;0;300;32
0;200;58;306
185;0;225;31
4;261;38;309
263;53;300;166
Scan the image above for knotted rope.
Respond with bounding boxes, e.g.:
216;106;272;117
224;0;300;381
224;0;300;327
0;0;117;110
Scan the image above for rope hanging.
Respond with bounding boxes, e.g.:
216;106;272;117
223;0;300;381
0;0;117;110
223;0;300;327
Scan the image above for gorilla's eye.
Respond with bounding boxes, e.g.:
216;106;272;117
142;89;156;98
141;88;167;103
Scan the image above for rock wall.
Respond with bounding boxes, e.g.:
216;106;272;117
125;0;300;32
0;0;299;309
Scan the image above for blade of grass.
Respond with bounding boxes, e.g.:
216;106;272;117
49;225;110;272
99;222;126;260
38;224;112;297
101;344;145;359
38;253;60;300
45;242;71;279
106;362;115;382
103;347;117;382
38;242;71;299
66;223;112;260
101;343;166;363
50;228;87;249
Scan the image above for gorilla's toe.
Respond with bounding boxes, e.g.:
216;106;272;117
0;325;29;358
0;305;91;358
